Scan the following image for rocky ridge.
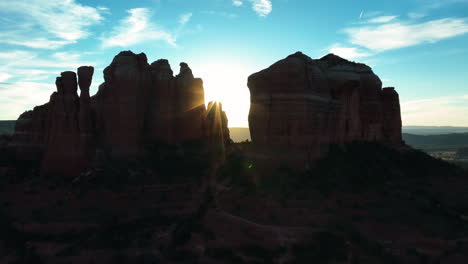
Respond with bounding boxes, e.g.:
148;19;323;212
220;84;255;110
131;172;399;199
9;51;229;177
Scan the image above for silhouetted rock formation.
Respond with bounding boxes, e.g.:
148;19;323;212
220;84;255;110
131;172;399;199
248;52;403;156
206;101;230;143
10;51;230;177
41;71;87;176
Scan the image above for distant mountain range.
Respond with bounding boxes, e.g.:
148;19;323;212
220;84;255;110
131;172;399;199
228;127;468;151
229;126;468;141
3;121;468;151
402;126;468;135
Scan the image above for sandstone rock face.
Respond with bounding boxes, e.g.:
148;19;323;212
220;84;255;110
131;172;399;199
11;51;229;177
93;51;152;157
147;61;206;143
41;71;84;177
10;105;49;162
206;101;230;143
382;87;403;142
248;52;402;153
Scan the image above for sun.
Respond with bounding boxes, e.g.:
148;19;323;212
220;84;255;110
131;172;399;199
192;60;254;128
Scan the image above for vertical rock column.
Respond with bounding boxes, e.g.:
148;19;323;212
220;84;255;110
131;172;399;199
148;59;175;142
174;62;206;141
206;101;230;164
78;66;94;164
41;71;83;177
382;87;402;142
96;51;152;157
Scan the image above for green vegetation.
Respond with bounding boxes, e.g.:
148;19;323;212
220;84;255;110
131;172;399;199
220;142;465;199
403;133;468;151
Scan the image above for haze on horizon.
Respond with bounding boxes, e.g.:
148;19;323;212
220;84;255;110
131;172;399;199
0;0;467;127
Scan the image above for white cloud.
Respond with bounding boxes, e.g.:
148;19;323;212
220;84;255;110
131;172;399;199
328;45;372;60
427;0;468;9
248;0;272;17
0;0;104;49
408;12;426;19
402;95;468;126
0;51;34;60
0;73;12;82
367;15;398;23
52;52;81;61
233;0;243;6
0;38;74;50
179;13;192;25
0;48;101;120
0;82;55;120
345;18;468;52
202;10;238;19
102;8;176;48
0;50;95;70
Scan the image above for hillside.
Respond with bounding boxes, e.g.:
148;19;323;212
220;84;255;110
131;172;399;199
1;141;468;263
0;120;15;135
403;132;468;151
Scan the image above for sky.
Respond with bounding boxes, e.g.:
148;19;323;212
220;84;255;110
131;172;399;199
0;0;467;127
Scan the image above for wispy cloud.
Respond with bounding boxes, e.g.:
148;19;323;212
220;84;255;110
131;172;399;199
179;13;193;25
101;8;176;48
328;44;372;60
344;18;468;52
0;73;13;82
0;48;101;119
0;82;55;119
426;0;468;9
367;15;398;23
202;10;238;19
0;49;98;91
0;0;104;49
248;0;272;17
407;12;426;19
402;94;468;126
233;0;243;6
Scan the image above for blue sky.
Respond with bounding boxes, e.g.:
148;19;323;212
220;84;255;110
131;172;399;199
0;0;467;127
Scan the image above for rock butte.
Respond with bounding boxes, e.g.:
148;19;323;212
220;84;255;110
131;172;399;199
10;51;229;177
10;50;403;176
248;52;402;158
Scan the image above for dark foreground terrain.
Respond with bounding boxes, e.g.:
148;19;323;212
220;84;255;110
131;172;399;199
1;139;468;263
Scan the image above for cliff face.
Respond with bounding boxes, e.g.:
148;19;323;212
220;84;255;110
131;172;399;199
10;51;229;177
248;52;402;152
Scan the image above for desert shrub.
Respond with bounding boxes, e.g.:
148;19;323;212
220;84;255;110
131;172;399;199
250;142;465;198
216;149;257;192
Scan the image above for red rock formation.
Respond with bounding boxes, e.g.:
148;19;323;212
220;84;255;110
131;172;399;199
382;87;403;142
206;101;230;143
41;71;86;177
78;66;94;159
147;60;207;143
10;105;48;163
248;52;403;153
93;51;152;157
10;50;229;177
